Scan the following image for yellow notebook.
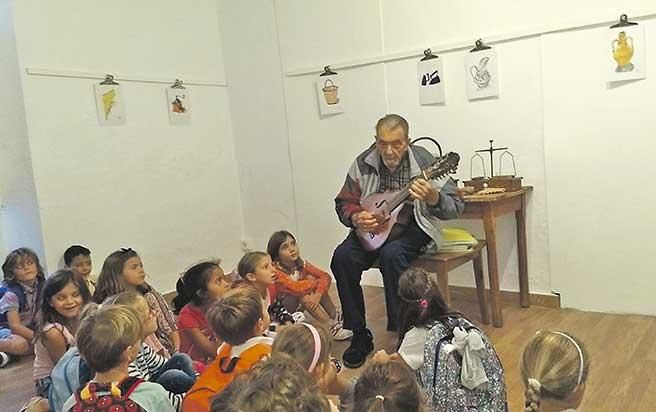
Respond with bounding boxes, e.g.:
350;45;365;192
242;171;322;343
439;228;478;252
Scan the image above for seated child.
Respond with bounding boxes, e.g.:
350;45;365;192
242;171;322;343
183;286;272;412
521;331;590;412
0;248;47;366
62;304;175;412
267;231;351;340
105;291;196;411
94;248;180;356
235;251;277;307
63;245;96;295
211;353;333;412
271;321;352;410
235;251;299;329
375;268;507;411
33;270;91;397
351;359;426;412
173;260;231;364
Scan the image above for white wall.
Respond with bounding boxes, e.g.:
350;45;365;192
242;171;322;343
218;0;297;252
10;0;244;290
0;0;45;261
542;21;656;315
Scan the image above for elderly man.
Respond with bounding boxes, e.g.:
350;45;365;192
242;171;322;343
331;114;464;368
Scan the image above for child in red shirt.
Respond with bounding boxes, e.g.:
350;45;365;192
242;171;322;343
173;260;232;364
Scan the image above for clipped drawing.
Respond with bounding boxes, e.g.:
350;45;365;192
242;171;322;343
322;79;339;105
606;23;645;83
101;89;117;119
166;87;191;125
612;31;634;72
316;74;344;116
418;57;445;104
421;70;441;86
465;49;499;100
470;57;492;89
94;83;126;126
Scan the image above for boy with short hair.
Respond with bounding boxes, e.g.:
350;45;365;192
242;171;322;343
63;245;95;294
62;305;174;412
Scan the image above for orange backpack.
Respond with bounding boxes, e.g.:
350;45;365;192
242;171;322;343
182;342;271;412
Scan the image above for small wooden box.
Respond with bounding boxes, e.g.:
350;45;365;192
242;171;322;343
464;176;523;192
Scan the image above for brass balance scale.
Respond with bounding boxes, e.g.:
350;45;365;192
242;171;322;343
463;139;522;194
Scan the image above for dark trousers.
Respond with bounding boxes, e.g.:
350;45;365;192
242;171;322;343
330;222;430;332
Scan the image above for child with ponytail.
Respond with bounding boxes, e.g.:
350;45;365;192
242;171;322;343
521;331;590;412
173;260;232;364
374;267;507;411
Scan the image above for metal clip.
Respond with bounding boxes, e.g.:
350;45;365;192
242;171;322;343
610;14;638;28
320;65;338;76
421;48;438;61
171;79;186;89
469;38;492;52
99;74;119;85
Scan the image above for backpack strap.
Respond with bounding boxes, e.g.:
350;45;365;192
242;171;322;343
73;377;144;411
117;376;145;399
219;356;240;373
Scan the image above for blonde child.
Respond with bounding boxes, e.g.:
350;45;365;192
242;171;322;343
63;245;96;295
62;305;175;412
211;353;332;412
267;230;351;340
33;270;91;397
183;286;272;412
173;260;232;364
272;321;351;411
351;360;427;412
521;331;590;412
94;248;179;355
0;248;47;366
105;291;196;411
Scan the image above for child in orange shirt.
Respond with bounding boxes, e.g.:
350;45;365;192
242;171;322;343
182;286;272;412
267;231;351;340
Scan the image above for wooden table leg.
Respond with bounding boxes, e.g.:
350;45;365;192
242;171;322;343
472;252;490;325
515;194;530;308
483;207;503;327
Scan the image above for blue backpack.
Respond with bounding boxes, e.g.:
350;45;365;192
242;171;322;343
48;347;93;412
0;283;26;328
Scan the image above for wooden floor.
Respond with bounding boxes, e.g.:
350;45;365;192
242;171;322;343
2;285;655;411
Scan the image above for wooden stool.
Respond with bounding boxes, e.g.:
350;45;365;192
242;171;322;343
411;240;491;325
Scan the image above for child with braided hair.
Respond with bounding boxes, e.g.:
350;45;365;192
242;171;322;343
520;331;590;412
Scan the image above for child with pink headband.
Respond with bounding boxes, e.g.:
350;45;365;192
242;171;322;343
271;322;353;411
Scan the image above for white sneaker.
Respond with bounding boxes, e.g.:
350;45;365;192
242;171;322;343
330;309;353;341
331;324;354;341
0;351;9;368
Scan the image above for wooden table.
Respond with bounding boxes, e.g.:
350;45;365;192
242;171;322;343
460;186;533;327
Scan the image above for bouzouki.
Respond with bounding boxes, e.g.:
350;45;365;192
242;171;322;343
356;152;460;251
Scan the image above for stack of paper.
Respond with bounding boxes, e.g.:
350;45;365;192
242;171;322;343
438;227;478;252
